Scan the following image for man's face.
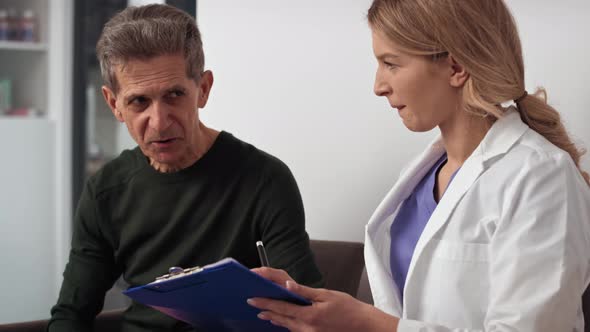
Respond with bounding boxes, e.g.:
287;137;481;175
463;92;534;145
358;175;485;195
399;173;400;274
102;54;213;171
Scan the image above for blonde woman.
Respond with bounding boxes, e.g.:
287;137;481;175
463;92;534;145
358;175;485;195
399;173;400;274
248;0;590;331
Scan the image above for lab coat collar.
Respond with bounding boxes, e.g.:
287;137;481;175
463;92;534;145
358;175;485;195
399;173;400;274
476;108;529;162
366;108;527;231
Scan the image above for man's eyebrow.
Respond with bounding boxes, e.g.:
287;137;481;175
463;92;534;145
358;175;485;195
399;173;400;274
124;93;144;104
165;84;187;93
123;84;188;103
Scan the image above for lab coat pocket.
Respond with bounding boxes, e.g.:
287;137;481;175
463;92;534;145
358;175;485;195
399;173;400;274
429;239;490;327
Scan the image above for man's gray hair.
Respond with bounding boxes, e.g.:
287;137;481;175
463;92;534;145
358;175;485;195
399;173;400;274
96;4;204;93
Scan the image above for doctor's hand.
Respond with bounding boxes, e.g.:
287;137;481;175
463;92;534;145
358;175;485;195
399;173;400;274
251;267;296;288
247;277;399;332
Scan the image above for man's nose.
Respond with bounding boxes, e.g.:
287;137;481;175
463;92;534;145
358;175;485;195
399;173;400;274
148;102;173;131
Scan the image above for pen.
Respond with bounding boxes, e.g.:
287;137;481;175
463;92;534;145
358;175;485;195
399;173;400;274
256;240;270;267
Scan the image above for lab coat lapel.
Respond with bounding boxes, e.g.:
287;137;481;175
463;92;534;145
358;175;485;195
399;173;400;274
367;138;447;233
401;145;486;315
365;138;446;316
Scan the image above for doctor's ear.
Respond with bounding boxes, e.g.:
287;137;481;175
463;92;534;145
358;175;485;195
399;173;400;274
446;55;469;88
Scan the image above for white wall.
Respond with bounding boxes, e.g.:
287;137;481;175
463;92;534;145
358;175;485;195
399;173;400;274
197;0;428;242
508;0;590;168
193;0;590;243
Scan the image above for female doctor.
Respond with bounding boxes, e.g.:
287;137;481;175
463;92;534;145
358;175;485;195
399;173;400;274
248;0;590;330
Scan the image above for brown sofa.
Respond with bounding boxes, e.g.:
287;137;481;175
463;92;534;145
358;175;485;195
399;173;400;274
0;240;368;331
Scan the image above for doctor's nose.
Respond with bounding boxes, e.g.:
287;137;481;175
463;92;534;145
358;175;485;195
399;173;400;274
374;71;391;97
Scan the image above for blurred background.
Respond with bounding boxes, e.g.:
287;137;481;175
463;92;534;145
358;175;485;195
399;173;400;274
1;0;588;324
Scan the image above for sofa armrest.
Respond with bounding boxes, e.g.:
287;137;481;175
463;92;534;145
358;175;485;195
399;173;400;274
0;309;125;332
0;319;47;332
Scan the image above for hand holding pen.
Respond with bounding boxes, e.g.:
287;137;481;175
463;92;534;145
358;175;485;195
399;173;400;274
253;241;296;288
256;240;270;267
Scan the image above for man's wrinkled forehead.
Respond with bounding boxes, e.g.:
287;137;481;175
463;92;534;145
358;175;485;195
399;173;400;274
111;55;194;94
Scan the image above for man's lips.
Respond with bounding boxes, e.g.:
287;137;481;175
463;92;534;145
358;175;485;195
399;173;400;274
150;138;179;146
393;105;406;111
154;138;176;143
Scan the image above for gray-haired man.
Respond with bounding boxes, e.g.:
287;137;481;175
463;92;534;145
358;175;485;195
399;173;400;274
48;4;322;331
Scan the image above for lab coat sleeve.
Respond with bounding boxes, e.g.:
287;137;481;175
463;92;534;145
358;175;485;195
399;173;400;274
396;152;590;332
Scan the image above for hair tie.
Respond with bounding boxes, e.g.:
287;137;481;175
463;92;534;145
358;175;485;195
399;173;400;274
514;90;528;104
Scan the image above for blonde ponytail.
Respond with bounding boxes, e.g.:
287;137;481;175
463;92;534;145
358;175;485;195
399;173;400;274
518;88;590;185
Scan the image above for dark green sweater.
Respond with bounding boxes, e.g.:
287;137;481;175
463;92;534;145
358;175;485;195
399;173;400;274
49;131;323;331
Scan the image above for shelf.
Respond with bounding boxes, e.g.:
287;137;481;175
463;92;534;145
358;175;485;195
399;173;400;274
0;116;50;122
0;41;48;52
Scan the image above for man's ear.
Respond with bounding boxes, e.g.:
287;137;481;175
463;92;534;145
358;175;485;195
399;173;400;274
102;86;124;122
447;55;469;88
196;70;214;108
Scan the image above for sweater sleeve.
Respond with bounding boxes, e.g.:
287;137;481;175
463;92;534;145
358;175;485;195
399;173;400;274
47;182;121;332
254;159;324;288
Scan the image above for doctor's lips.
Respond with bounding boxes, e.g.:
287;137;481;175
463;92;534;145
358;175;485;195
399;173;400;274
392;105;406;111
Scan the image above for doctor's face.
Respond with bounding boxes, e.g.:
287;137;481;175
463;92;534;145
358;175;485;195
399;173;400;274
371;29;462;132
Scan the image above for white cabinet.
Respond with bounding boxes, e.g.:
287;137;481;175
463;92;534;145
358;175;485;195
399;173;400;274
0;0;73;324
0;119;56;323
0;0;48;117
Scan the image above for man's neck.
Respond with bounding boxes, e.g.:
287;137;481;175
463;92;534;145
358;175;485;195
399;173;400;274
150;124;220;173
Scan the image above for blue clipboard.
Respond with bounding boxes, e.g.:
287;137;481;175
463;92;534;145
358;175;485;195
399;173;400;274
123;258;311;331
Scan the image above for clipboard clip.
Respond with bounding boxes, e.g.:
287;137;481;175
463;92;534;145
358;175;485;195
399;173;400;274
154;265;203;283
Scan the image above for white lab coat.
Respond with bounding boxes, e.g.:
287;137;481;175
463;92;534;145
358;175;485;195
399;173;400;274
364;109;590;331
